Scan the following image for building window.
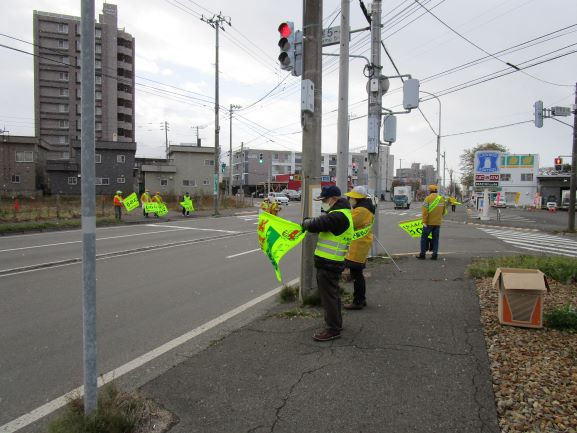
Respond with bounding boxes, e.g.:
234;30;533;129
60;56;69;65
95;154;101;163
182;179;190;186
500;173;511;181
58;104;68;113
95;177;109;185
58;136;69;145
59;88;69;97
59;120;69;128
95;91;102;100
95;44;102;54
204;159;215;166
67;176;77;185
95;76;102;85
59;72;69;81
96;60;102;69
96;107;102;115
96;123;102;131
203;179;209;186
521;173;534;181
117;155;125;163
58;23;68;34
15;151;34;162
160;179;168;186
116;176;125;184
96;28;102;38
11;174;20;183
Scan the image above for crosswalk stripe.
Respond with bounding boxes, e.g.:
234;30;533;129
478;227;577;257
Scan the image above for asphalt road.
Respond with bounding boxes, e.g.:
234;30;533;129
1;199;575;431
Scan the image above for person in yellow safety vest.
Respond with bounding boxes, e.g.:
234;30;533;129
152;191;163;218
301;186;353;342
259;198;280;215
448;196;458;212
416;184;446;260
140;189;152;218
343;186;375;310
113;191;123;221
181;192;192;216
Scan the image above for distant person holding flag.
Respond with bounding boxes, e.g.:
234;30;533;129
152;191;163;218
113;191;123;221
343;186;375;310
416;184;446;260
301;186;353;342
140;189;152;218
180;192;193;216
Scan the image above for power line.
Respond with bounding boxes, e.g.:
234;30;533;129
442;120;533;137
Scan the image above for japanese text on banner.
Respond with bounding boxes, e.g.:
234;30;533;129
398;218;431;239
180;199;194;212
122;192;139;212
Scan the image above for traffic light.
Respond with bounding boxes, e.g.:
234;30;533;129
258;153;263;164
277;21;302;77
534;100;544;128
554;157;563;171
221;163;226;173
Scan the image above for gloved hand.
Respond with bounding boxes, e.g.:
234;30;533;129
301;217;312;231
423;224;428;228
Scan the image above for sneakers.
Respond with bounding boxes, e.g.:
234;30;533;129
312;329;341;342
343;301;366;310
416;254;426;260
430;255;438;260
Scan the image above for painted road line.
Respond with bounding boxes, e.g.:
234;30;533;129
146;224;239;234
0;277;298;433
226;248;260;259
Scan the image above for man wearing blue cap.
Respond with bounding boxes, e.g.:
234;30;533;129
301;185;353;341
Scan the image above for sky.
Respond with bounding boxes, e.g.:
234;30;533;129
0;0;576;183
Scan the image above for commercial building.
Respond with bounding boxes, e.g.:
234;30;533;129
33;4;135;155
497;154;539;206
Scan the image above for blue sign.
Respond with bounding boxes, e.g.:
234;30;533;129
475;151;501;174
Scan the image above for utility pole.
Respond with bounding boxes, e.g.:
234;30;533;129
201;12;231;216
80;0;97;414
335;0;350;194
300;0;323;301
367;0;382;256
442;151;446;193
192;125;206;146
569;82;577;232
160;121;169;158
229;104;241;196
240;141;244;194
449;168;454;196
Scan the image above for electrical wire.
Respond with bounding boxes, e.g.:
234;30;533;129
442;120;533;137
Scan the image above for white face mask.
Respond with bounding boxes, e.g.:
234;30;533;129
349;198;357;208
321;201;332;212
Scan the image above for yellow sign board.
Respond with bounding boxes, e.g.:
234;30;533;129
398;218;432;239
156;203;169;216
122;192;139;212
180;199;195;212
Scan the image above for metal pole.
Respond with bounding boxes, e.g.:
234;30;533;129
420;91;442;188
214;23;220;215
335;0;350;194
80;0;97;414
367;0;382;256
229;105;233;196
300;0;322;301
164;121;169;158
568;83;577;231
442;151;446;194
240;141;244;194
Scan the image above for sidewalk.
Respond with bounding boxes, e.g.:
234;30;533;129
120;204;258;224
142;253;500;433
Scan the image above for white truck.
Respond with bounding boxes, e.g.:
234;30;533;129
393;186;412;209
561;190;577;209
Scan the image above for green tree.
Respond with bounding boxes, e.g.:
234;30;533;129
460;143;508;190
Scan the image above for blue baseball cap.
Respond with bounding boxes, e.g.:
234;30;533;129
314;185;342;200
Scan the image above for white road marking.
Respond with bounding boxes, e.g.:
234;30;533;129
226;248;260;259
0;278;298;433
150;224;238;234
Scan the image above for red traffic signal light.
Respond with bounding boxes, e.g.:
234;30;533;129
278;22;292;38
554;158;562;165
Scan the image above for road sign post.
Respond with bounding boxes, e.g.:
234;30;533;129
474;150;501;221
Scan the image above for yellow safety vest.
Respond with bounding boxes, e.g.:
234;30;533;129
314;209;354;262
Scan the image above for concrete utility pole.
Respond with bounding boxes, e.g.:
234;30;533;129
80;0;97;414
449;168;454;196
300;0;323;301
569;83;577;232
161;121;169;158
442;151;446;193
420;91;442;188
229;104;241;196
201;12;231;216
335;0;350;194
367;0;382;256
192;124;206;146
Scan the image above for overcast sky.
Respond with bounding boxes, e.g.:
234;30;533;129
1;0;576;181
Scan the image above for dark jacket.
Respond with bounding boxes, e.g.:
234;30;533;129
354;197;376;215
302;197;352;273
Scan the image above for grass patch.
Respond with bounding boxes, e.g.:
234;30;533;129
279;285;298;303
467;255;577;284
301;292;321;307
545;304;577;332
0;217;119;235
275;308;322;319
48;383;171;433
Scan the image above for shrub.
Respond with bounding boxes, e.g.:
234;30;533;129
545;305;577;332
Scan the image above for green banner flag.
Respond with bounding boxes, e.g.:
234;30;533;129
180;198;195;212
157;203;169;216
144;202;159;213
257;212;306;282
122;192;139;212
398;218;432;239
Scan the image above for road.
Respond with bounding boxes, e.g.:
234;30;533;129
1;200;576;431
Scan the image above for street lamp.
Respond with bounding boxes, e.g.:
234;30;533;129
420;91;442;191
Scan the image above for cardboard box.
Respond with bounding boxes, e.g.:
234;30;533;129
492;267;549;328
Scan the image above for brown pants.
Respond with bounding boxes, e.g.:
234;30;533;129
316;267;343;331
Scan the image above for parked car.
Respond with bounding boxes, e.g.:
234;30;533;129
492;197;506;208
281;189;301;201
268;192;289;205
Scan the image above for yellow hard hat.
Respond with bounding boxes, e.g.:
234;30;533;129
428;184;438;192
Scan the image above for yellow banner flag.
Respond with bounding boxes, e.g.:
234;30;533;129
156;203;169;216
122;192;139;212
180;198;195;212
398;218;431;239
257;212;305;282
144;202;159;213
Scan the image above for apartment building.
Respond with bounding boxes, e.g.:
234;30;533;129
33;4;135;155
